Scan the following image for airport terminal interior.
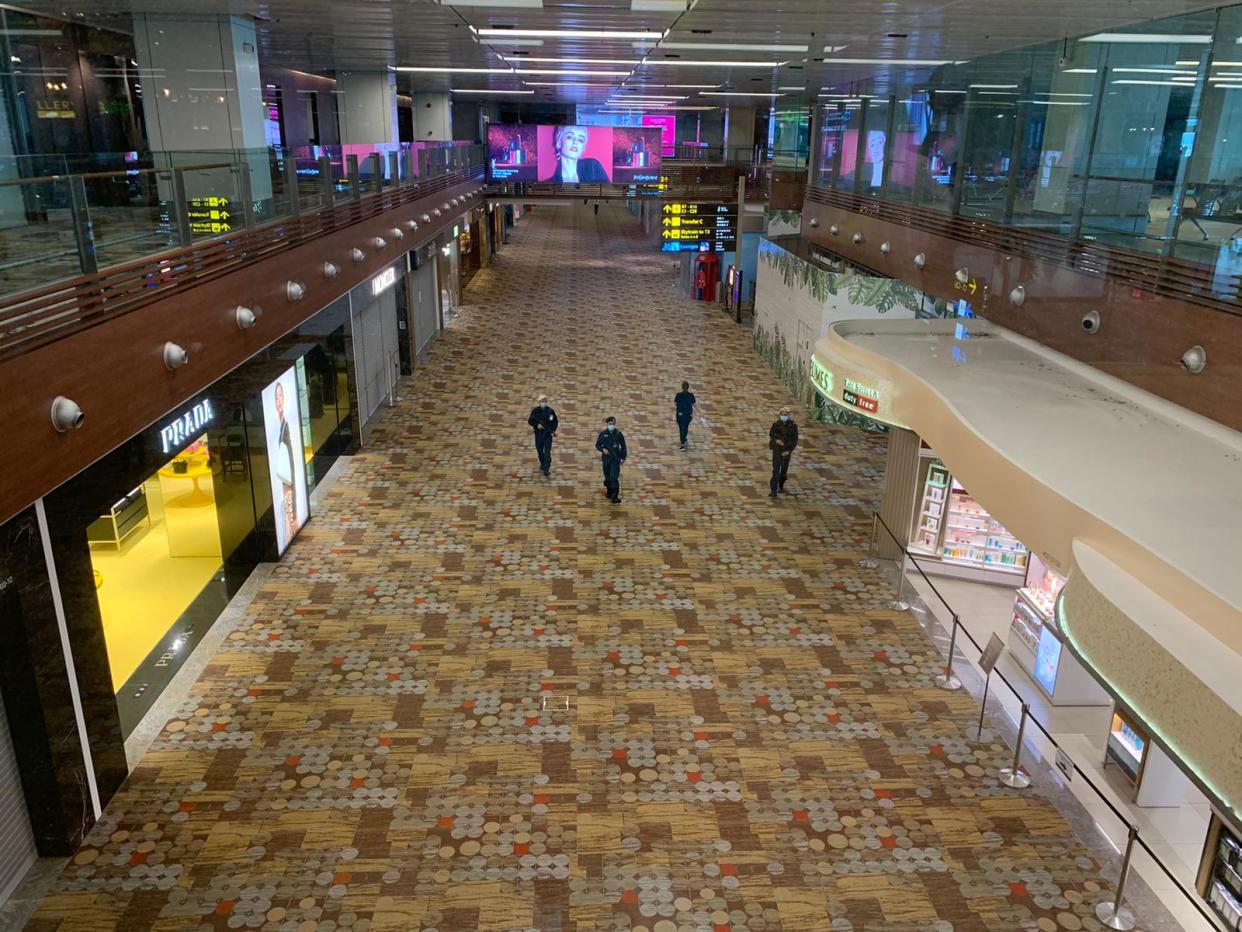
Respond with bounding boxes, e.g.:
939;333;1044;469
0;1;1241;931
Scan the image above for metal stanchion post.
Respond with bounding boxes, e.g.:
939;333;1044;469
976;672;991;739
935;615;963;691
1094;824;1138;930
999;702;1032;788
859;513;879;569
890;552;910;612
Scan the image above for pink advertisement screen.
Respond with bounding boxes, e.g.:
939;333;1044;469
487;124;662;184
642;115;676;157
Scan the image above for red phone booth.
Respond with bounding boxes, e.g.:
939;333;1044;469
692;251;720;301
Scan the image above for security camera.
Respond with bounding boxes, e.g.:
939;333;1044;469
350;248;366;263
1058;56;1071;69
1181;345;1207;373
1081;310;1100;333
163;341;189;370
234;306;257;330
51;395;84;432
322;261;339;279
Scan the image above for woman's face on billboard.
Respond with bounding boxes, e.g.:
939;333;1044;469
557;128;588;159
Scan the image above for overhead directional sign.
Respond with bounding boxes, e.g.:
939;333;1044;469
659;201;738;253
187;195;233;236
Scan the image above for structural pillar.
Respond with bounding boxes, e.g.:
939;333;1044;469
132;13;272;203
877;427;921;560
337;71;400;145
412;93;452;142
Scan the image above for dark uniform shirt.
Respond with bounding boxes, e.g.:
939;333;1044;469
528;405;559;434
675;391;696;419
769;419;798;452
595;428;627;462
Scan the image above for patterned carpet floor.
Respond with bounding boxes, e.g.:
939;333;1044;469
30;204;1122;931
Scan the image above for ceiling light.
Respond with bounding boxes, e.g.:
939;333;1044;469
1026;100;1091;106
933;89;967;94
502;56;640;64
822;57;950;65
969;83;1017;88
601;105;717;111
639;59;788;67
451;89;534;94
1112;67;1197;75
1212;72;1242;78
514;68;632;76
778;86;805;91
1063;68;1098;74
631;0;693;9
523;81;618;87
1111;79;1197;86
475;27;665;40
1211;61;1242;66
624;83;718;88
437;0;542;5
1046;92;1094;96
1211;83;1242;88
701;91;784;97
482;37;545;46
1079;32;1212;43
659;42;808;53
396;66;514;74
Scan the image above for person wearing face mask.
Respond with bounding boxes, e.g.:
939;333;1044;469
528;394;559;477
595;416;628;504
768;406;799;499
674;381;696;450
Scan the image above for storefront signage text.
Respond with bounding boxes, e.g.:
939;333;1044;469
370;267;398;297
810;358;834;396
842;388;878;413
159;399;214;454
843;377;879;400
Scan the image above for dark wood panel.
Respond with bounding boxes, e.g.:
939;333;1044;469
801;203;1242;433
0;180;483;526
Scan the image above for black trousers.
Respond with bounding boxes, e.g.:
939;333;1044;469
534;431;553;472
602;457;622;499
677;414;691;445
770;450;791;494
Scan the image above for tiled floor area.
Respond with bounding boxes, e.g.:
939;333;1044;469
30;205;1146;930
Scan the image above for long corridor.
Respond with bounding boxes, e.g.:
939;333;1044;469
32;205;1124;931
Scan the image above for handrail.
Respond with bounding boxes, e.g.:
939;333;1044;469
0;162;485;360
0;162;236;188
807;185;1242;316
867;509;1225;932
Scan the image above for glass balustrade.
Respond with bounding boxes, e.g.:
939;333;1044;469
0;141;485;302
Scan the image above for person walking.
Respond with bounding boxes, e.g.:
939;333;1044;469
528;394;558;477
674;381;696;450
595;416;627;503
769;406;798;499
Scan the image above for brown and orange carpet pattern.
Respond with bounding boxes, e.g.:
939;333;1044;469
32;205;1121;931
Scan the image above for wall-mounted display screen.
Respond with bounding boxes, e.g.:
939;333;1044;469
487;123;662;184
1034;624;1062;695
262;366;310;554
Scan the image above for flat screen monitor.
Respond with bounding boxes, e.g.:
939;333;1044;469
487;123;662;184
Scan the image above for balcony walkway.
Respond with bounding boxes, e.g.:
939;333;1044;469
30;205;1140;931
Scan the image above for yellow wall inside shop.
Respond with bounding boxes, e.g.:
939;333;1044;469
90;442;223;691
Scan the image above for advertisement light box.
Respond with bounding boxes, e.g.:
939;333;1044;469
488;124;663;184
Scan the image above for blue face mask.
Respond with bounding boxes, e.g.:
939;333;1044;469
540;402;547;408
780;415;789;422
607;424;616;431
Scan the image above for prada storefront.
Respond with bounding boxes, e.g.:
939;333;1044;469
0;298;357;853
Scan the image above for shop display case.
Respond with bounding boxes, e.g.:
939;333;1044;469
1020;553;1065;619
1199;817;1242;929
86;486;149;548
905;450;1027;584
1104;708;1190;806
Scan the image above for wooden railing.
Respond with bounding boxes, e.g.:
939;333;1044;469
0;164;485;361
806;186;1242;316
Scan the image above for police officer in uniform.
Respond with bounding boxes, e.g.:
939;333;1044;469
595;416;627;503
769;406;798;498
674;381;696;450
528;394;558;477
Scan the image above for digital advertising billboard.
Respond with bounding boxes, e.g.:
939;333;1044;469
487;123;662;184
262;366;310;555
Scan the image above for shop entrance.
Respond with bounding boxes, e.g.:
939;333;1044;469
88;434;228;729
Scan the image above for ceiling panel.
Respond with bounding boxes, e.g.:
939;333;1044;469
18;0;1231;108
